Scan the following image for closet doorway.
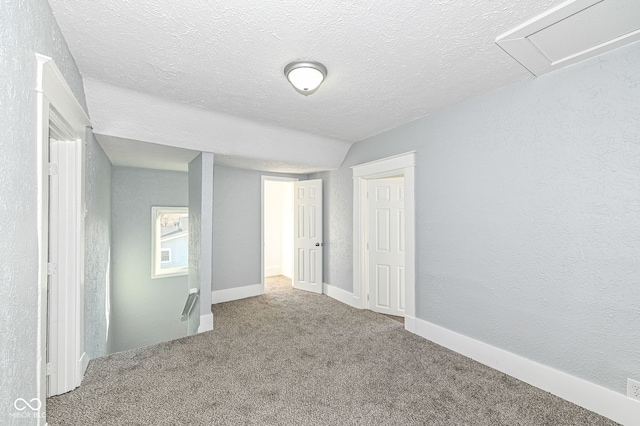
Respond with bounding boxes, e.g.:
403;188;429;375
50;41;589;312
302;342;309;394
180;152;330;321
261;177;297;291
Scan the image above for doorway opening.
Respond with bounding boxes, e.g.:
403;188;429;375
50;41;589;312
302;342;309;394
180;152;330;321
352;152;416;332
261;177;297;293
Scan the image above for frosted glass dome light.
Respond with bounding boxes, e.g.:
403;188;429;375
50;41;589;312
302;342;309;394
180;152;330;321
284;61;327;96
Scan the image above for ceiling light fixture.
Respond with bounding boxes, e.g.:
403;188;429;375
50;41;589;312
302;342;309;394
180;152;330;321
284;61;327;96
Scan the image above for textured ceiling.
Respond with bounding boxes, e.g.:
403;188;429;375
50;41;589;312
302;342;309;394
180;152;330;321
96;135;199;172
97;134;336;174
48;0;565;143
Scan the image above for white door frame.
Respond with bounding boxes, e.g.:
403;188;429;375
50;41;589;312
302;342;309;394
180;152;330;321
352;152;416;330
36;54;90;417
261;176;298;293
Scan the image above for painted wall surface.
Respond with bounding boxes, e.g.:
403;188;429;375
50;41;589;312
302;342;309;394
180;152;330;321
281;182;294;278
213;167;304;292
187;156;202;334
111;167;188;352
314;42;640;395
188;153;214;334
310;167;354;289
199;153;214;316
264;181;284;276
84;130;113;357
0;0;87;421
264;180;295;278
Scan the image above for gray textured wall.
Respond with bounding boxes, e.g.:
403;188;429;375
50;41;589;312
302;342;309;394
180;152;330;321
187;153;214;334
111;167;189;352
188;155;202;334
314;42;640;395
0;0;87;422
199;154;214;318
309;167;353;289
84;131;113;357
212;166;305;291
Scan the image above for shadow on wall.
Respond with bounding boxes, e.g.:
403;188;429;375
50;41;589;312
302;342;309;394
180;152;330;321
110;167;189;353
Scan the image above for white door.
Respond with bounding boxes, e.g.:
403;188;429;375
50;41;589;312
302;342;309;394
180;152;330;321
293;179;323;293
368;177;405;316
47;136;84;396
47;137;59;397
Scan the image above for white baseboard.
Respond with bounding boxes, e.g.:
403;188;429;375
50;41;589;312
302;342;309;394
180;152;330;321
198;313;213;333
322;283;361;309
404;315;417;334
212;283;263;304
410;317;640;425
265;266;281;277
79;352;89;377
283;283;639;424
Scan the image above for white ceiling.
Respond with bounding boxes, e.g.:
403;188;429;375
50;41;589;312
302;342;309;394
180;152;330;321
49;0;566;146
96;135;199;172
496;0;640;76
97;134;335;174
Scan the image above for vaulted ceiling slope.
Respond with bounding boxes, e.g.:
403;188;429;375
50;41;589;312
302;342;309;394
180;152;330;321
48;0;564;169
85;78;351;173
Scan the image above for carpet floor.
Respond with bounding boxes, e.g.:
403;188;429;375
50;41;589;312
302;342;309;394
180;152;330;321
47;276;617;425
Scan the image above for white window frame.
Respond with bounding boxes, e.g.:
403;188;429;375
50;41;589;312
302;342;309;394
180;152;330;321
152;206;188;279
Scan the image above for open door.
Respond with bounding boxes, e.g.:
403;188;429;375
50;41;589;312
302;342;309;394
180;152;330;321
293;179;323;293
47;134;85;396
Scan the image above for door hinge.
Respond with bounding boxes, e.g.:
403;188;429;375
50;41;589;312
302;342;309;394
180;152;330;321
46;362;52;376
47;262;57;275
48;163;58;176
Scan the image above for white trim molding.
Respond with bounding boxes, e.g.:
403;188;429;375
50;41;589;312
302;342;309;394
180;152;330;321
322;283;360;309
211;284;263;304
411;317;640;425
352;151;416;178
151;206;189;279
305;281;639;424
36;53;90;422
197;313;214;333
404;315;417;334
352;151;416;325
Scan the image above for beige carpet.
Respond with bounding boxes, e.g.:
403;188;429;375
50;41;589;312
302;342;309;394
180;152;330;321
47;276;616;425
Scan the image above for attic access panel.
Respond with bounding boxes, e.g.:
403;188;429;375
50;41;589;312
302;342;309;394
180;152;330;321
496;0;640;76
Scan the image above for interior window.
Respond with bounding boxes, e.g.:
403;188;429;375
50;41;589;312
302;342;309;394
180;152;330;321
152;207;188;278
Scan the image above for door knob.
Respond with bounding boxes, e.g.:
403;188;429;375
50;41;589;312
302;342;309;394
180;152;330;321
315;242;320;246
